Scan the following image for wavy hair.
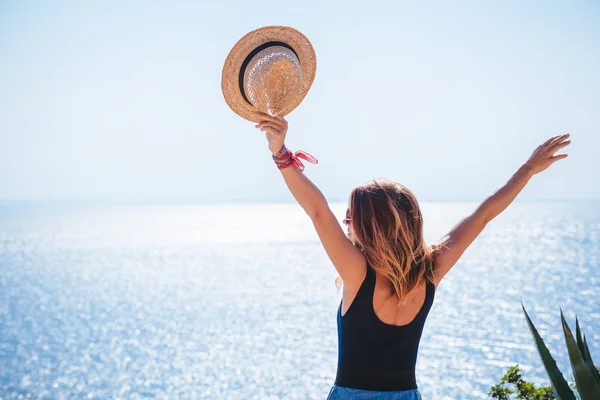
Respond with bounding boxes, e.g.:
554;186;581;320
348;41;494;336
345;179;438;304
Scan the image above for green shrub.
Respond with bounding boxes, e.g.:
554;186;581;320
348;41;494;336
490;306;600;399
488;365;554;399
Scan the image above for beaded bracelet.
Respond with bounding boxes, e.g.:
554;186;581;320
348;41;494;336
272;144;318;172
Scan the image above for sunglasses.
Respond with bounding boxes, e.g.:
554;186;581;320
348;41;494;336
343;209;352;225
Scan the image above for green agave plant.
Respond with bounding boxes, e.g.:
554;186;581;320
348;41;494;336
522;304;600;400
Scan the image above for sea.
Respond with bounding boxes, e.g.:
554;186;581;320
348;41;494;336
0;202;598;399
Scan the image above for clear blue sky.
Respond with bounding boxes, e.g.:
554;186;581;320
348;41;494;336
1;0;598;202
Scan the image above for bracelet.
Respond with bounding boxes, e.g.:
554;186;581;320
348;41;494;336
272;145;318;172
273;144;288;159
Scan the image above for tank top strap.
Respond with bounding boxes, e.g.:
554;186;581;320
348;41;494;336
348;266;377;312
424;278;436;307
363;266;376;293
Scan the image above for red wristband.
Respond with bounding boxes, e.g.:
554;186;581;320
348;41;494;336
272;146;318;172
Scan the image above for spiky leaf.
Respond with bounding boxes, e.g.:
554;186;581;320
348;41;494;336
522;304;576;399
560;311;600;400
582;334;600;387
576;318;585;360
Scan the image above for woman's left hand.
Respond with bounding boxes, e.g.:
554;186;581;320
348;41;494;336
524;133;570;175
255;113;288;155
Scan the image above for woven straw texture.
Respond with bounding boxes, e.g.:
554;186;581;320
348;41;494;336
221;26;316;122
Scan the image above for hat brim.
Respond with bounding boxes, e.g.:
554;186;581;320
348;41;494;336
222;26;316;123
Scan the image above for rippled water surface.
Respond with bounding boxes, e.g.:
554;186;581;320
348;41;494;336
1;202;599;399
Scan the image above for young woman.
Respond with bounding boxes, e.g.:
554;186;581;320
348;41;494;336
255;114;570;400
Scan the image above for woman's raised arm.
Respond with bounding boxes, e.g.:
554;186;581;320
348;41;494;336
256;114;367;286
256;113;327;220
432;133;571;285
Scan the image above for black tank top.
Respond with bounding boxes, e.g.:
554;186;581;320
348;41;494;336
335;266;436;391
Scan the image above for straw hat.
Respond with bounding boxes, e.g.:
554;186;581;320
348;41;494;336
221;26;316;122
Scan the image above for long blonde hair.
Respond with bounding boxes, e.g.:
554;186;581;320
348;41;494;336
344;179;437;303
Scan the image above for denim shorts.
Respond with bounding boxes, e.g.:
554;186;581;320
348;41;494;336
327;385;422;400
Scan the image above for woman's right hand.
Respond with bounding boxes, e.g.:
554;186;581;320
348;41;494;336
255;113;288;156
525;133;571;175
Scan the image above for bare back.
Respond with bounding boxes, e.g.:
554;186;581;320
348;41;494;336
341;270;430;327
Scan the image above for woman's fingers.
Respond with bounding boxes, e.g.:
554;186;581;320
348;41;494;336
543;133;570;149
541;135;561;148
256;122;284;132
551;154;569;161
256;113;287;127
548;139;571;155
255;121;276;129
549;154;569;167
